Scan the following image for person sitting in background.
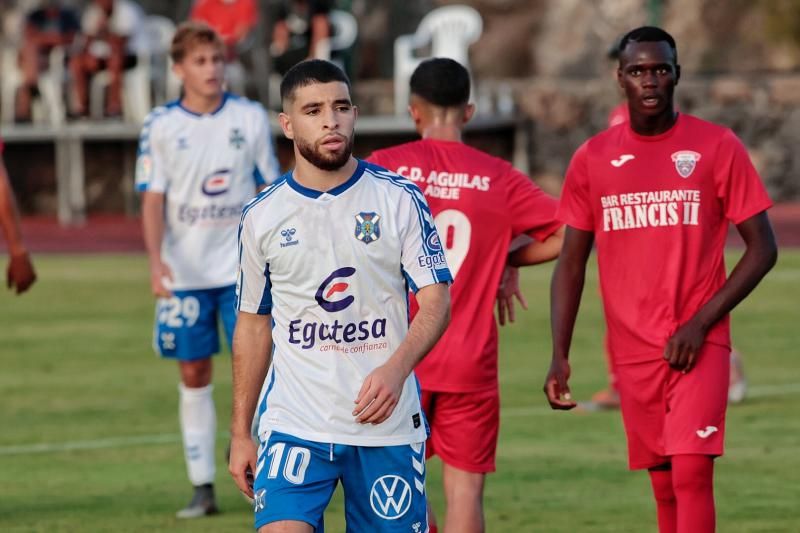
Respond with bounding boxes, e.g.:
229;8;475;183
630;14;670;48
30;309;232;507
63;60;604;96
14;0;80;123
68;0;147;118
270;0;331;75
0;138;36;294
189;0;258;61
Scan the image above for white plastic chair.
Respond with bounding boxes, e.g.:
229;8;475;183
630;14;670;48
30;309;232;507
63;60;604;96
1;45;67;126
90;15;176;122
315;9;358;70
393;5;483;115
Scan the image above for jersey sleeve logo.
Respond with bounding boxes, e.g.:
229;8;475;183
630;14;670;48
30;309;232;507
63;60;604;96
354;212;381;244
201;169;232;196
671;150;701;178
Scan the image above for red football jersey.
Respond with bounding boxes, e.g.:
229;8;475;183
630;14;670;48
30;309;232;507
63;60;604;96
369;139;560;392
557;114;772;363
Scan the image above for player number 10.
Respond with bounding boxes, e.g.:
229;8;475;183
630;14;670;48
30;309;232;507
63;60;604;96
267;443;311;485
433;209;471;278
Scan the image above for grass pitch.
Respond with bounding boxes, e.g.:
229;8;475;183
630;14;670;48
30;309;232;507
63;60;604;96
1;251;798;532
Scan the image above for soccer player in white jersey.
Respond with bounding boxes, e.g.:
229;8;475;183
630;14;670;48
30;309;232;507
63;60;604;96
229;59;453;532
134;22;279;518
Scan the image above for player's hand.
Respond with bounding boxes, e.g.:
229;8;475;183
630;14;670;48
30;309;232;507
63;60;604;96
664;319;707;372
496;266;528;326
544;356;577;410
6;252;36;294
228;434;258;499
353;361;406;425
149;261;173;298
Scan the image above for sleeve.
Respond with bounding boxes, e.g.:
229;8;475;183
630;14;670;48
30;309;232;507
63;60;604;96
398;183;453;292
555;141;595;231
503;163;561;241
135;112;169;193
715;130;773;224
236;208;272;314
252;106;280;187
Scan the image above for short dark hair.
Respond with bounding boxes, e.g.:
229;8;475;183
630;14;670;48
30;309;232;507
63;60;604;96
410;58;471;108
619;26;678;64
280;59;351;103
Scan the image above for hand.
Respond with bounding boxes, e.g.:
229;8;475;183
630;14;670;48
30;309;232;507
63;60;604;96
496;266;528;326
228;434;258;499
149;261;173;298
544;357;577;410
353;361;406;425
7;252;36;294
664;318;707;372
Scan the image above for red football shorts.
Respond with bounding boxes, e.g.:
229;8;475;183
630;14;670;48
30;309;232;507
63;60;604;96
615;343;730;470
420;388;499;473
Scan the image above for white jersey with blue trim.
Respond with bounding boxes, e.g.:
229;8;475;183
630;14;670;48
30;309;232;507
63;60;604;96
135;93;280;290
237;160;452;446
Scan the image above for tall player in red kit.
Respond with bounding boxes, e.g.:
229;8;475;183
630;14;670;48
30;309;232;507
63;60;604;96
369;58;563;533
546;27;777;533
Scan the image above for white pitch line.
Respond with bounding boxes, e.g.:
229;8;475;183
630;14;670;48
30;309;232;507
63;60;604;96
2;383;800;457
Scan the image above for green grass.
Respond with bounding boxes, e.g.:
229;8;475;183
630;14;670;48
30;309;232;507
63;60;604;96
1;251;799;532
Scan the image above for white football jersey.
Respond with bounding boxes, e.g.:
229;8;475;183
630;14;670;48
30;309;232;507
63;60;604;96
135;94;279;290
237;160;452;446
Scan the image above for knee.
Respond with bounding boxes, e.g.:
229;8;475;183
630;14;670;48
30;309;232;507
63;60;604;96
671;455;714;494
180;359;212;387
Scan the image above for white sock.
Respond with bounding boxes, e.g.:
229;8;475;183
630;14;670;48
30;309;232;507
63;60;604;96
179;383;216;486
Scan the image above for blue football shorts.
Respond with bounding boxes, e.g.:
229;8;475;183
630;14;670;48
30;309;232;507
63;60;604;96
152;284;236;361
253;431;429;532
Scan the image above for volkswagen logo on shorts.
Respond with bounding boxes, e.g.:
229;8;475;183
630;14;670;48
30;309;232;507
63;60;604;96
201;169;232;196
315;267;356;313
370;475;412;520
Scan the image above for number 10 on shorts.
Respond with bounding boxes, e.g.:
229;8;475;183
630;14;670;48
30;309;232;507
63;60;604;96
267;443;311;485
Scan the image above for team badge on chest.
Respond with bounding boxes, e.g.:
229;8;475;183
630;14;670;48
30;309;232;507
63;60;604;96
671;150;702;178
354;212;381;244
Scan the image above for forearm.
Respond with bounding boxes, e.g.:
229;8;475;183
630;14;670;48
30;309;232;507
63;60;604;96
509;226;565;267
0;164;27;256
690;216;777;331
231;315;272;437
550;259;586;360
387;284;450;377
141;193;165;266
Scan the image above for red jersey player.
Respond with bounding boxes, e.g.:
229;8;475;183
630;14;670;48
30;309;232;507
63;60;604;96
546;27;777;533
369;58;563;533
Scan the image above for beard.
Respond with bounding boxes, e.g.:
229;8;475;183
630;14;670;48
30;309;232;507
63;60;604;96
296;134;353;171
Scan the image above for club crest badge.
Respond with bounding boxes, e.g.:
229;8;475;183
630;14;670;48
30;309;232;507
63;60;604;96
671;150;702;178
354;212;381;244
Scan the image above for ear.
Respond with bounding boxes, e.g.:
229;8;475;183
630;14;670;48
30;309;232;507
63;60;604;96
464;103;476;124
352;104;359;121
408;104;421;124
616;66;624;91
279;112;293;140
172;61;184;83
674;63;681;86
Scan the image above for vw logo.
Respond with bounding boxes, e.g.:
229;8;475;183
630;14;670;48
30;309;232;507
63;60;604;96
370;475;412;520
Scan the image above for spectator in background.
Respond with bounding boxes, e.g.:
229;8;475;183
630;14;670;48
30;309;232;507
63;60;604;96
270;0;331;75
0;138;36;294
68;0;147;118
14;0;80;123
190;0;258;61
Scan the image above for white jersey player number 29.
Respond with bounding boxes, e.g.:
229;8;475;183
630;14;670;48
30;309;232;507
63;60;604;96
433;209;471;278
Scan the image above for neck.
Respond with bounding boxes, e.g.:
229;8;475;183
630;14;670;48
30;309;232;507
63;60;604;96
180;91;224;115
629;105;678;136
293;154;358;192
420;122;463;142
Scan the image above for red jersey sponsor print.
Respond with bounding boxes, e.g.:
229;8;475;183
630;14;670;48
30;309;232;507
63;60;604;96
369;139;560;392
557;114;772;362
